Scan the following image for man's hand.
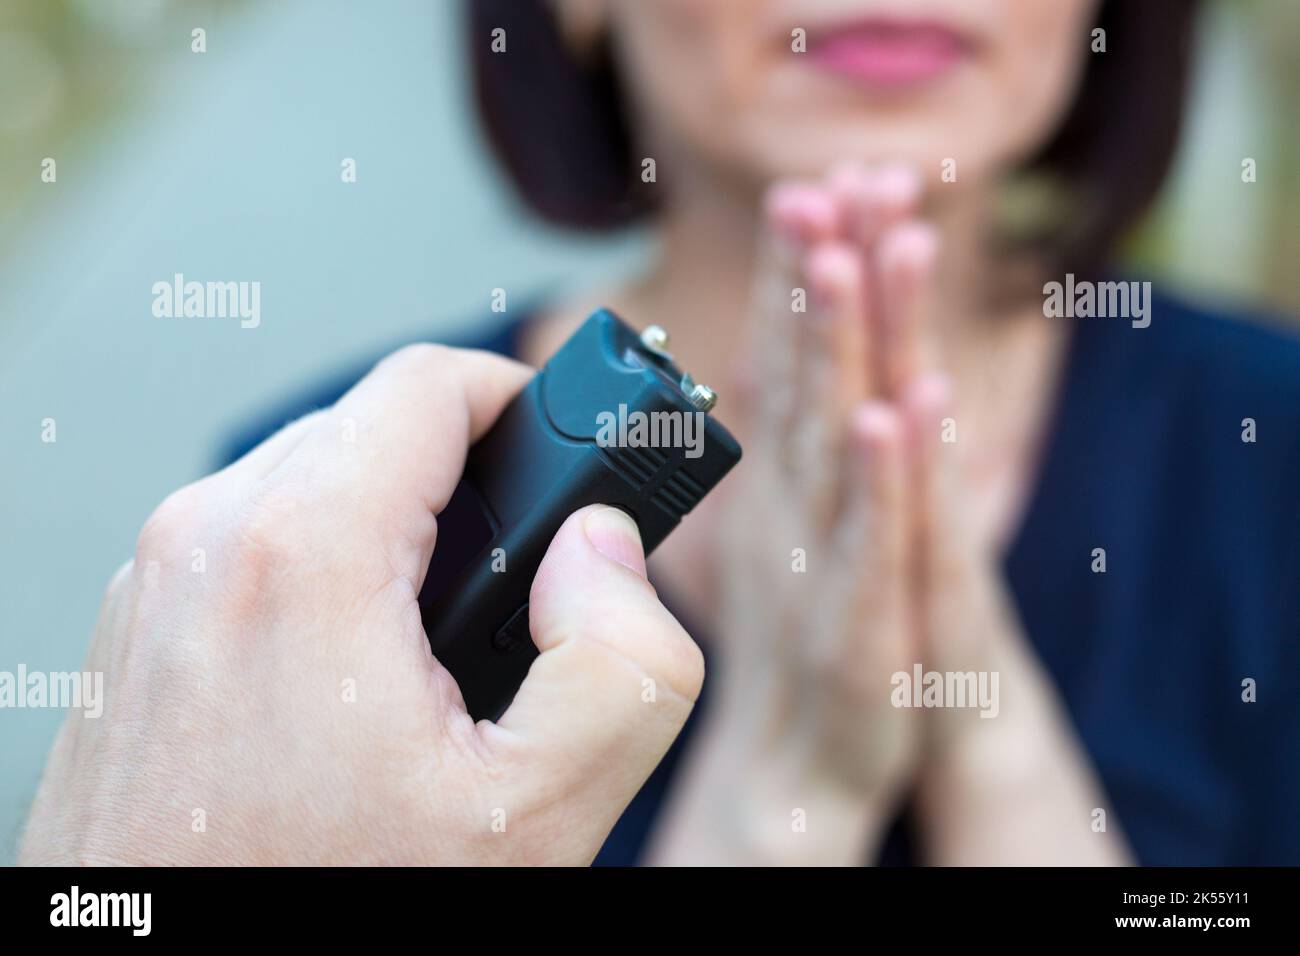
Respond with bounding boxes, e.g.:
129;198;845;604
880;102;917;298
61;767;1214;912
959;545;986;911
20;344;703;865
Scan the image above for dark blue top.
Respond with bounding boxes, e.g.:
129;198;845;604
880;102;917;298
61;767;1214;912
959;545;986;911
221;291;1300;865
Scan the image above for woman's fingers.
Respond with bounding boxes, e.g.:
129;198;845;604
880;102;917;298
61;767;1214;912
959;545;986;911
826;163;933;399
743;182;839;463
903;372;980;660
902;369;1028;755
878;222;941;398
828;163;923;248
747;171;937;539
767;180;841;246
807;243;872;415
796;241;871;529
835;402;910;660
816;401;920;792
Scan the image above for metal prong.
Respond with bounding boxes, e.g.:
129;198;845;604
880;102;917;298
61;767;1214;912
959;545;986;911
689;383;718;412
639;325;671;356
680;373;718;412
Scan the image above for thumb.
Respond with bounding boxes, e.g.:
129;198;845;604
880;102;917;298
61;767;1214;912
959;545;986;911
495;505;704;809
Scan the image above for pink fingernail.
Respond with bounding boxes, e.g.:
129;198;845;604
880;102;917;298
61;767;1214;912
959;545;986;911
805;243;859;309
854;402;901;443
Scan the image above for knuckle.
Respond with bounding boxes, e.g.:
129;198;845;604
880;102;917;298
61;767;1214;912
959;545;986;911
662;627;706;703
95;560;137;632
546;597;706;705
102;559;134;603
228;485;306;575
627;609;704;704
163;496;301;630
377;342;454;381
135;484;207;562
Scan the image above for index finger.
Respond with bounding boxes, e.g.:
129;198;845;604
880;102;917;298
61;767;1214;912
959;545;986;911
286;343;532;562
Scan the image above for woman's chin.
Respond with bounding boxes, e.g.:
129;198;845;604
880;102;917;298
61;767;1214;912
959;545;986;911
733;126;987;188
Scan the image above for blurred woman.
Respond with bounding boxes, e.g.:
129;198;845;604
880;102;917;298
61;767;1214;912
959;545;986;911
225;0;1299;865
456;0;1300;866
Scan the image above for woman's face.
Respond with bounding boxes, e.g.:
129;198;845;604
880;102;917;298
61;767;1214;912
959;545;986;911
582;0;1099;190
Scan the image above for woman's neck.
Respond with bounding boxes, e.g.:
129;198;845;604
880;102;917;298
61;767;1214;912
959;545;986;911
617;163;765;387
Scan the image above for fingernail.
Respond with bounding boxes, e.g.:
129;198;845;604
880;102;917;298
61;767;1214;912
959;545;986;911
766;183;831;247
905;373;952;419
854;401;901;443
884;222;939;275
583;506;647;578
918;372;952;408
805;243;858;312
874;164;923;207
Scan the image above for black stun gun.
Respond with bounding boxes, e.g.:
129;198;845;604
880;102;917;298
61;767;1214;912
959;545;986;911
418;309;742;721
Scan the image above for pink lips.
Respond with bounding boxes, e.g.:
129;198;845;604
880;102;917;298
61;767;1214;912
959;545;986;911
806;20;969;89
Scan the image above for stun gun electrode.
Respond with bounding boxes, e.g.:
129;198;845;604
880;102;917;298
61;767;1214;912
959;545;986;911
418;309;742;721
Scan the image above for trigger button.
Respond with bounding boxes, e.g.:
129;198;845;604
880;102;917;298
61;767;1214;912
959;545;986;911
492;604;532;654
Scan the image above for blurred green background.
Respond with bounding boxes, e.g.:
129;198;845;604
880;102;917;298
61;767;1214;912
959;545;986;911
0;0;1297;864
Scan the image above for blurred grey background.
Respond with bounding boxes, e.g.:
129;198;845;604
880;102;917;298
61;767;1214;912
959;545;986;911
1;0;1296;864
0;0;645;862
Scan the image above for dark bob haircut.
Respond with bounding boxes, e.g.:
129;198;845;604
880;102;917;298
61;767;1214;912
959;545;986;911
468;0;1202;275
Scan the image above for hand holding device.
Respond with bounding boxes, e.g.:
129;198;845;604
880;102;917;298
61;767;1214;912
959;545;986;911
421;309;742;720
21;344;703;865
